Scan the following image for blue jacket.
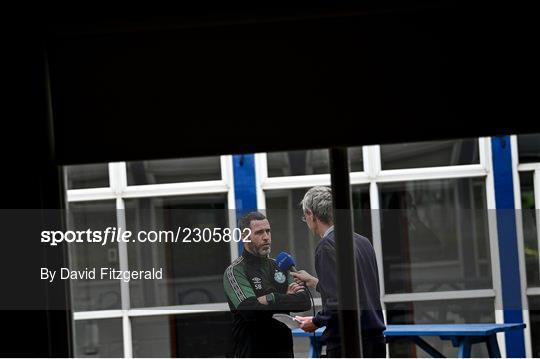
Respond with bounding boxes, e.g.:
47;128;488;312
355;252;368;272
311;229;386;350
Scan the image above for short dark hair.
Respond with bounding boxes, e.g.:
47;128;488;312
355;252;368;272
238;211;267;231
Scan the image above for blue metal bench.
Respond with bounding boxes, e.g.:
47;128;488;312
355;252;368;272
292;323;526;358
384;323;525;358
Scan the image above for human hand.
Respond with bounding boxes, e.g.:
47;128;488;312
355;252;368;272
294;316;318;332
291;270;318;288
286;282;305;295
257;295;268;305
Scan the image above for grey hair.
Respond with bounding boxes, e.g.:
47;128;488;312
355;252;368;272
301;186;333;224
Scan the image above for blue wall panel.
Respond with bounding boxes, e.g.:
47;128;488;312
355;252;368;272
491;136;525;357
232;154;258;254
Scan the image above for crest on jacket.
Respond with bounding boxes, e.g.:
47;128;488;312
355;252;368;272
274;271;286;284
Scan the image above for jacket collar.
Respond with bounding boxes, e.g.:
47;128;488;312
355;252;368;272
322;225;335;239
242;248;268;264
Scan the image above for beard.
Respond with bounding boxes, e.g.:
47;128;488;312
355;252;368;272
245;242;271;257
257;246;271;256
249;243;270;257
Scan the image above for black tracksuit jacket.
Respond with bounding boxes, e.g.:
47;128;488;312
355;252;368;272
223;250;311;357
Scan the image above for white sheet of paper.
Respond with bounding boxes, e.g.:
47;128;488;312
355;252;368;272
272;314;301;329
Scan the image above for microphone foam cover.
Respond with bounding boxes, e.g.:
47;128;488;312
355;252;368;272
276;251;296;272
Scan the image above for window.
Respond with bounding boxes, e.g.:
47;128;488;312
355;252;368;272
126;194;230;307
380;138;479;170
266;147;363;177
520;172;539;287
267;150;329;177
66;155;233;357
352;186;372;240
518;134;540;164
68;201;121;311
74;319;123;358
380;178;492;293
528;296;540;357
516;133;540;356
127;157;221;185
66;164;109;189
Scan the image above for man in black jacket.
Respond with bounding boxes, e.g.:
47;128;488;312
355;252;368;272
292;186;386;358
223;211;311;357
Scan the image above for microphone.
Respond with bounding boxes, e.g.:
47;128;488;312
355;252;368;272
276;251;298;273
276;249;317;356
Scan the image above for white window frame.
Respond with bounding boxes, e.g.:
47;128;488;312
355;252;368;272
67;156;236;358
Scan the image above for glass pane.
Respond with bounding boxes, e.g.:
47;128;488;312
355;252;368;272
521;172;539;287
67;201;121;311
518;133;540;164
267;149;329;177
349;147;364;172
126;194;230;308
386;298;495;358
65;164;109;189
264;185;371;297
352;185;372;241
380;178;492;294
266;147;363;177
380;138;479;170
74;319;123;357
127;156;221;185
131;312;234;357
528;296;540;357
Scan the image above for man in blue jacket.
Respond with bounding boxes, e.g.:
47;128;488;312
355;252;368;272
292;186;386;358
